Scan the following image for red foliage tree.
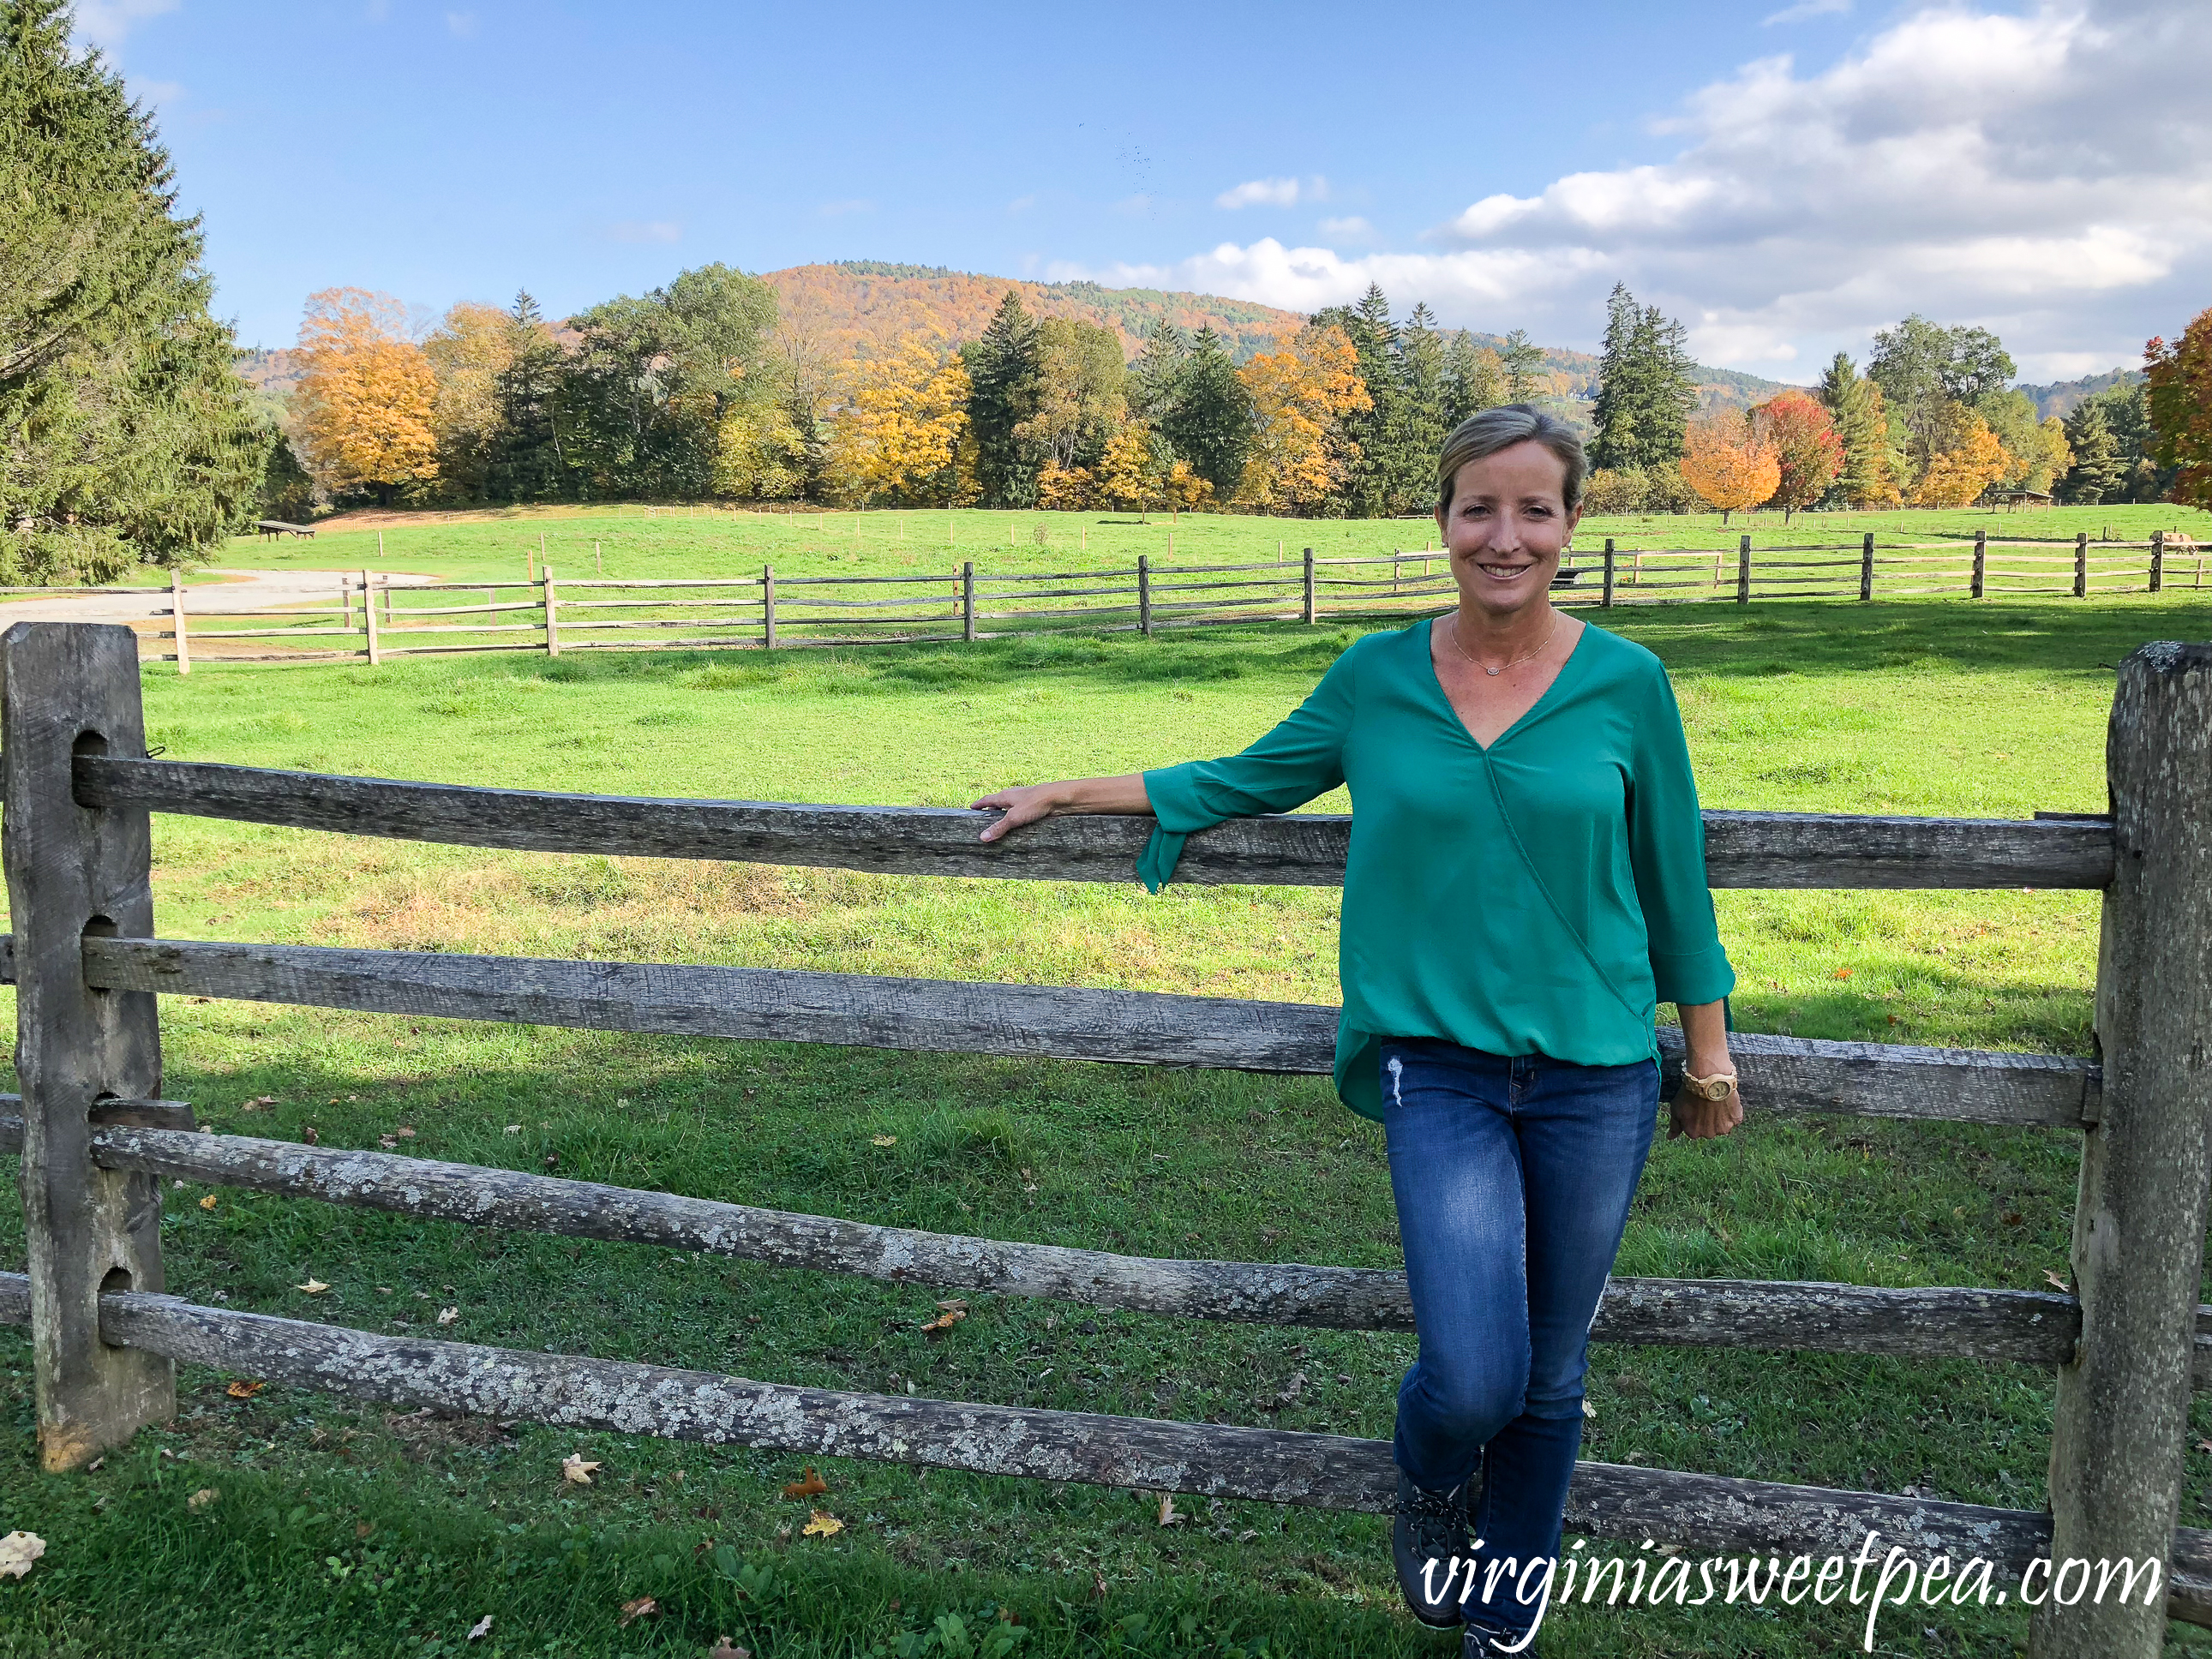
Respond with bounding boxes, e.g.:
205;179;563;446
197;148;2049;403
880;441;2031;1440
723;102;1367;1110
1751;390;1844;524
2146;308;2212;512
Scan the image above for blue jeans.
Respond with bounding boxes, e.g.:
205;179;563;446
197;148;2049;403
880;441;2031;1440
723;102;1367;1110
1379;1038;1659;1636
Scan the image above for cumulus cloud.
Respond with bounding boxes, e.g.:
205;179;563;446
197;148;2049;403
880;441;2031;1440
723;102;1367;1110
73;0;178;51
1082;1;2212;378
608;220;682;244
1215;176;1328;210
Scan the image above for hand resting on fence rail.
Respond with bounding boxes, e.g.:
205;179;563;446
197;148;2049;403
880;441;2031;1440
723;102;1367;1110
69;755;2119;889
0;934;2100;1128
0;1105;2158;1371
0;1274;2202;1622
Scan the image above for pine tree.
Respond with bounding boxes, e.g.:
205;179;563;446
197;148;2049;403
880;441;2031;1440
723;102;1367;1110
486;291;566;502
1589;284;1642;469
1161;326;1252;498
1500;329;1546;406
1312;284;1414;515
1818;351;1893;506
1442;332;1504;428
1;0;265;580
1129;320;1188;426
1396;302;1448;502
2059;399;2125;504
1587;288;1694;473
964;290;1042;506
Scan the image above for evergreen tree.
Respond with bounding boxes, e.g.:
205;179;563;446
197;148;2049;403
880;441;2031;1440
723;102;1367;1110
485;291;565;501
1589;284;1642;470
1587;290;1696;471
1500;329;1547;406
1161;325;1252;497
1396;302;1448;498
1441;332;1504;428
1818;351;1892;506
1;0;265;580
1312;284;1418;515
964;290;1042;506
1129;320;1188;427
2060;399;2125;504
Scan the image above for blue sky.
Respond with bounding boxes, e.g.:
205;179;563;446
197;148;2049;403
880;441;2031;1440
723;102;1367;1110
85;0;2212;380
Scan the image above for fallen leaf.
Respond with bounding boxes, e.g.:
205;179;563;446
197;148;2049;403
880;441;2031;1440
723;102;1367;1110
0;1532;45;1578
225;1380;265;1398
1156;1493;1183;1527
1092;1570;1108;1600
395;1126;416;1139
375;1286;393;1296
707;1640;750;1659
2196;1440;2212;1455
437;1307;459;1326
504;1124;522;1134
302;1126;318;1146
377;1136;397;1150
2045;1270;2071;1291
920;1297;968;1334
466;1614;493;1641
296;1279;330;1295
781;1467;828;1500
617;1595;659;1626
187;1488;219;1511
1835;968;1854;979
560;1452;602;1486
801;1509;843;1537
871;1135;896;1147
1582;1399;1597;1420
198;1195;219;1211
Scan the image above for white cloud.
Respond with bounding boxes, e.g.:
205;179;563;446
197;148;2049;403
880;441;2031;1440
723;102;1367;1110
1764;0;1848;24
1215;175;1328;210
444;10;477;37
1076;1;2212;379
818;199;875;218
73;0;178;51
608;220;682;244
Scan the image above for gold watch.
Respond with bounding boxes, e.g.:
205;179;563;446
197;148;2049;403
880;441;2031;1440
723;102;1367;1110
1681;1070;1738;1102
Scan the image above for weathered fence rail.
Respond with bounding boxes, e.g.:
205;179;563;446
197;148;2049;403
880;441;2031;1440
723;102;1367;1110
5;619;2211;1654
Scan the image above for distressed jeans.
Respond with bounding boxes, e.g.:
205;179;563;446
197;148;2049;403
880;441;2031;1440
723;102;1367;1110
1379;1037;1659;1638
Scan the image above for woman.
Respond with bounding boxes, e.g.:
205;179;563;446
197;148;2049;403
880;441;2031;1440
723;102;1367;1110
973;404;1741;1656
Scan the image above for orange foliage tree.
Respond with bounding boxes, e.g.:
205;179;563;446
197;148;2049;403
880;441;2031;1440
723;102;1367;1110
1234;324;1370;513
1681;416;1780;524
1751;391;1843;524
294;288;439;505
1910;411;2011;508
2146;308;2212;511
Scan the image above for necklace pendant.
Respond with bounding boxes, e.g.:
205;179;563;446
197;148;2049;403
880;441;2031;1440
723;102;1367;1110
1484;666;1501;676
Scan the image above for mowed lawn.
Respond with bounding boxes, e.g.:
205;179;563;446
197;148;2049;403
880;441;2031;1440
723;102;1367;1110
3;588;2212;1657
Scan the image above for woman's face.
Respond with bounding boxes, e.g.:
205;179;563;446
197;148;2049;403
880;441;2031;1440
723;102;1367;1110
1435;440;1583;621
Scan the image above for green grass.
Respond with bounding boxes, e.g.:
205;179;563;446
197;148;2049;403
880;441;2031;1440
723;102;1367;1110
4;584;2212;1656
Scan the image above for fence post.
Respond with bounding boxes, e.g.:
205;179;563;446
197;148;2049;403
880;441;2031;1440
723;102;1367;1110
1602;538;1615;609
2076;531;2089;599
1302;548;1316;625
0;622;174;1470
1972;530;1987;599
962;561;976;643
1860;533;1874;602
1138;554;1152;637
1736;535;1751;605
2150;530;2164;594
2030;641;2212;1659
762;565;776;650
543;566;560;657
169;568;189;676
361;569;380;666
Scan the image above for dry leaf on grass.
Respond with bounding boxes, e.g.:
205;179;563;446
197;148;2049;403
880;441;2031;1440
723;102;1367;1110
378;1136;398;1149
1156;1494;1183;1527
2045;1270;2071;1291
225;1381;265;1399
437;1307;459;1326
800;1509;843;1537
870;1135;896;1147
781;1467;827;1500
465;1614;493;1641
504;1124;522;1134
296;1279;330;1295
617;1596;659;1626
0;1532;45;1579
920;1298;968;1334
560;1453;602;1486
395;1126;416;1139
707;1640;750;1659
187;1488;219;1511
198;1195;219;1211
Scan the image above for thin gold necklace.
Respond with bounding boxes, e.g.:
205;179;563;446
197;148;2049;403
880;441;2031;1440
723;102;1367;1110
1444;609;1559;678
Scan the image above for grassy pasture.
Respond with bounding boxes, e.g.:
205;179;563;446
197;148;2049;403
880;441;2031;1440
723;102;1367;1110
3;582;2212;1656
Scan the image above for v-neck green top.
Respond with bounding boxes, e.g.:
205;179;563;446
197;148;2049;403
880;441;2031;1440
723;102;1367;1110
1138;618;1735;1122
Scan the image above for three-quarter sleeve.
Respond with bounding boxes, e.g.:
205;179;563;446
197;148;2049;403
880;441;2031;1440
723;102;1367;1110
1626;663;1735;1006
1136;646;1358;892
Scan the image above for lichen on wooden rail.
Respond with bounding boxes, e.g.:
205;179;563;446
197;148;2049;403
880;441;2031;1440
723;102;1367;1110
71;755;2115;889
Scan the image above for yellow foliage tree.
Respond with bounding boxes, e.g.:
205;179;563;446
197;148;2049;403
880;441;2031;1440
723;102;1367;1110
824;338;972;505
295;288;440;505
1235;324;1370;513
714;398;811;501
1911;413;2011;507
1680;416;1781;524
423;301;513;498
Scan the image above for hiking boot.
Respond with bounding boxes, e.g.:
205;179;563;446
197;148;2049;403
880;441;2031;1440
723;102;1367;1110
1392;1468;1470;1627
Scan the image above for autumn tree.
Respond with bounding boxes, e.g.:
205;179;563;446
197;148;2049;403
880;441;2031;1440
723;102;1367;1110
1868;315;2015;474
1017;317;1126;506
294;288;439;506
423;300;512;500
1909;408;2011;507
1680;416;1780;524
2;0;265;579
1236;324;1370;513
2146;308;2212;511
824;338;970;506
1751;390;1843;524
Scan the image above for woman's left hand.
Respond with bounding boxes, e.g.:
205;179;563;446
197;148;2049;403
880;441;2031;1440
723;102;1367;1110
1668;1076;1743;1140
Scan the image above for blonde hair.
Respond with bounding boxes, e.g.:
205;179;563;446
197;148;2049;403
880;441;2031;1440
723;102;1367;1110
1436;404;1587;514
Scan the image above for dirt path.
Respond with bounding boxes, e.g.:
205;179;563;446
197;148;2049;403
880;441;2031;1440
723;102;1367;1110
0;567;444;625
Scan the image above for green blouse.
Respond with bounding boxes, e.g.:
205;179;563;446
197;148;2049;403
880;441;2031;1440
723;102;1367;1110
1139;618;1735;1122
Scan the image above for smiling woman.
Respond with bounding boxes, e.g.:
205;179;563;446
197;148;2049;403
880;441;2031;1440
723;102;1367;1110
969;404;1741;1656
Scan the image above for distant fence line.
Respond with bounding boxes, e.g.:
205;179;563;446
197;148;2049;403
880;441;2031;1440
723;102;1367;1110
3;532;2201;671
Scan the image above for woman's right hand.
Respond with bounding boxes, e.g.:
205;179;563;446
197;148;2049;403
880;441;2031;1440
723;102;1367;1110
972;782;1072;842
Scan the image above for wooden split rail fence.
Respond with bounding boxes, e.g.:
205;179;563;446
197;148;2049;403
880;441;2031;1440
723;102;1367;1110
4;619;2212;1655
